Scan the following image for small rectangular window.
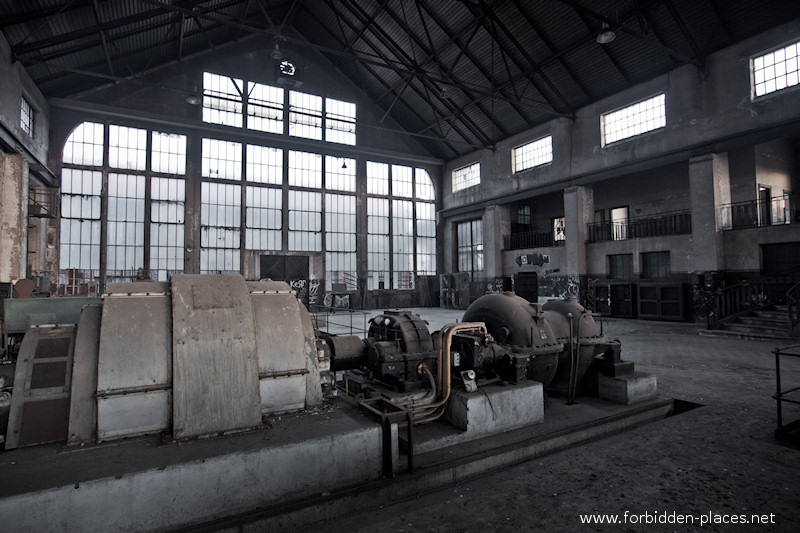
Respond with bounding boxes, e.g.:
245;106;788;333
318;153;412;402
601;94;665;145
109;125;147;171
20;97;33;136
513;135;553;173
642;251;670;279
289;90;322;140
367;161;389;195
608;254;633;279
553;216;566;243
246;145;283;185
151;132;187;175
288;150;322;188
325;156;356;192
392;165;413;198
247;81;284;133
63;122;105;166
453;162;480;192
202;138;242;180
203;72;243;127
325;98;356;145
752;41;800;98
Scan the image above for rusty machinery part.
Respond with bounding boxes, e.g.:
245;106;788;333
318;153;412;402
365;311;438;392
462;292;563;387
409;322;488;425
367;311;435;353
317;334;367;371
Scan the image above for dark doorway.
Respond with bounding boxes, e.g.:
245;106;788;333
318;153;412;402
260;255;309;281
513;272;539;302
260;255;313;305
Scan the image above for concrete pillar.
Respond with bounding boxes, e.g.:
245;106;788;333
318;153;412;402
563;185;593;277
689;153;730;272
482;204;510;278
0;151;29;283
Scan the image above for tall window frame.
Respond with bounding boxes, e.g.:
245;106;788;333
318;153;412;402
457;219;483;281
59;122;189;288
20;97;34;136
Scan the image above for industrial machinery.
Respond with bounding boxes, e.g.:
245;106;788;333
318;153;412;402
0;275;662;533
1;275;632;450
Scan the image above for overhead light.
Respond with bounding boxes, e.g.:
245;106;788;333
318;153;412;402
271;35;286;60
271;41;283;60
341;160;348;169
185;92;201;105
596;22;616;44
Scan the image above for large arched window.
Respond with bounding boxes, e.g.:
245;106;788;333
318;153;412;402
59;122;187;290
59;117;436;295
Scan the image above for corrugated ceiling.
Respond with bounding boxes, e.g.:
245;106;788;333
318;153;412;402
2;0;798;161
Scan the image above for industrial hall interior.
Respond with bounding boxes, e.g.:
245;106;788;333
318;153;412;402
1;1;800;532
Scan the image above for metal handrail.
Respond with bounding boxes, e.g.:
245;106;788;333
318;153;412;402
706;268;800;330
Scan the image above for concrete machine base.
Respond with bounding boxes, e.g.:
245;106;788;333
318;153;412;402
0;392;671;532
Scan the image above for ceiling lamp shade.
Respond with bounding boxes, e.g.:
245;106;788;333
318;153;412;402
596;23;616;44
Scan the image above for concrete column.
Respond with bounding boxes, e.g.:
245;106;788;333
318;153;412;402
689;153;730;272
482;204;510;278
0;152;29;283
563;185;593;277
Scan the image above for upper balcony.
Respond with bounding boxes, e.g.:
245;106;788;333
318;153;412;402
586;210;692;244
719;194;798;230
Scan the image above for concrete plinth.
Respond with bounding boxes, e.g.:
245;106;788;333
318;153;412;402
597;371;658;405
446;381;544;437
0;406;383;533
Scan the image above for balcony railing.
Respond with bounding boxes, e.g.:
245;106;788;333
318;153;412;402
586;210;692;243
719;194;799;230
503;230;563;250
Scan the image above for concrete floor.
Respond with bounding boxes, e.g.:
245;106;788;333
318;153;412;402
302;308;800;533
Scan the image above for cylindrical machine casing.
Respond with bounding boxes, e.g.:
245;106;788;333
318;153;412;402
462;292;563;386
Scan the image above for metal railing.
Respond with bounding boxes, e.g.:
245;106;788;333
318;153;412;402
503;230;562;250
707;269;800;331
719;194;798;230
586;210;692;243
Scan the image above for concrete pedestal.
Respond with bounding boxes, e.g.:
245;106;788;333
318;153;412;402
446;381;544;436
597;372;658;405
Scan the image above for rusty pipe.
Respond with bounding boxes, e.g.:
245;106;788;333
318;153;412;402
411;322;487;424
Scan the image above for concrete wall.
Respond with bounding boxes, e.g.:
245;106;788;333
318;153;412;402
0;33;52;285
0;34;50;164
442;20;800;211
439;19;800;300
